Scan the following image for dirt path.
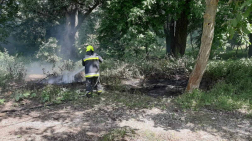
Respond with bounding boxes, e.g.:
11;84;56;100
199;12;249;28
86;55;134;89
1;98;251;141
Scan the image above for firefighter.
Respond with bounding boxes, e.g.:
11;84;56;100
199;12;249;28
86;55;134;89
82;45;103;98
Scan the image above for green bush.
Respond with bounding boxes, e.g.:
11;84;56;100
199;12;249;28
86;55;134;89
0;50;26;87
36;37;62;65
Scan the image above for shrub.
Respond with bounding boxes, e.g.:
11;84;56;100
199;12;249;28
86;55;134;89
36;37;62;65
0;50;26;87
100;56;195;84
137;56;194;79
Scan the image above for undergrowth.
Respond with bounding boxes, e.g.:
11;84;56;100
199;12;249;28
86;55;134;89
100;56;194;83
0;50;26;88
177;58;252;112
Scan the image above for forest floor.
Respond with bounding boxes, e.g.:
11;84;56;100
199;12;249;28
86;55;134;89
0;74;252;141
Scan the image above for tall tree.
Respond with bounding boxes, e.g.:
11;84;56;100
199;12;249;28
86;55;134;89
18;0;104;59
0;0;18;44
186;0;219;92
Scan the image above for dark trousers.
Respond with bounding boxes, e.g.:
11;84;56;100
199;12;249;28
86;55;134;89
86;77;102;94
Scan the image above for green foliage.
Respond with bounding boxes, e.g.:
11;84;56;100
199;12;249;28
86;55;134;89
177;59;252;111
13;91;37;102
40;85;79;103
0;50;26;87
0;0;18;43
36;38;62;65
0;99;5;105
226;0;252;42
98;0;173;58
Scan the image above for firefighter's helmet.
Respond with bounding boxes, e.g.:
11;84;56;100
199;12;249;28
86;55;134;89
86;45;94;52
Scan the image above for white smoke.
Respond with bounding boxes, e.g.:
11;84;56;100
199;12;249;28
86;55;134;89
25;61;85;84
50;67;85;84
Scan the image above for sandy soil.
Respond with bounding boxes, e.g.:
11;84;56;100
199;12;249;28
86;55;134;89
0;98;251;141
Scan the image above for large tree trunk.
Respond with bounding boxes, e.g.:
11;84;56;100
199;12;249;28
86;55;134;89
248;34;252;58
186;0;219;92
172;0;190;57
62;8;79;59
170;20;178;57
60;2;100;59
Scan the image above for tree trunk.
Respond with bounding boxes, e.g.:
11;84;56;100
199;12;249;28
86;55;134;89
62;8;79;59
170;20;177;57
186;0;219;92
248;34;252;58
60;2;100;60
164;16;171;54
172;0;190;57
190;32;194;51
145;42;149;59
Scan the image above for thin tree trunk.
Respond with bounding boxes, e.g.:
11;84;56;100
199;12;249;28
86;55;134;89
248;34;252;58
236;45;238;56
186;0;219;92
190;32;194;51
245;43;248;53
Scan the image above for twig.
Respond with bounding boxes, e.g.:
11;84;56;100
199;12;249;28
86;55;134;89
1;103;57;113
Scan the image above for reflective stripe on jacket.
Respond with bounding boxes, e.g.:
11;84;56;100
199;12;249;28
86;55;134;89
82;52;103;78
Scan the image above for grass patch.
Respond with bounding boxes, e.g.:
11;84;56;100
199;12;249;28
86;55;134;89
176;59;252;112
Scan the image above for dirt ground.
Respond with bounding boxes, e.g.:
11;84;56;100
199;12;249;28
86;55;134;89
0;74;252;141
1;100;251;141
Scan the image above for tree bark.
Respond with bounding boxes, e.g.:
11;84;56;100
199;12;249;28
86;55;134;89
170;20;177;57
62;8;79;59
164;15;171;54
61;2;100;59
248;34;252;58
172;0;190;57
186;0;219;92
190;32;194;51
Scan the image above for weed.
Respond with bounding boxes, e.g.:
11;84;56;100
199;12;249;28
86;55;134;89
40;85;80;103
101;127;136;141
0;99;5;104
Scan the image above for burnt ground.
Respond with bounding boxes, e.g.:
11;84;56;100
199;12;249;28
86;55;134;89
0;74;252;141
